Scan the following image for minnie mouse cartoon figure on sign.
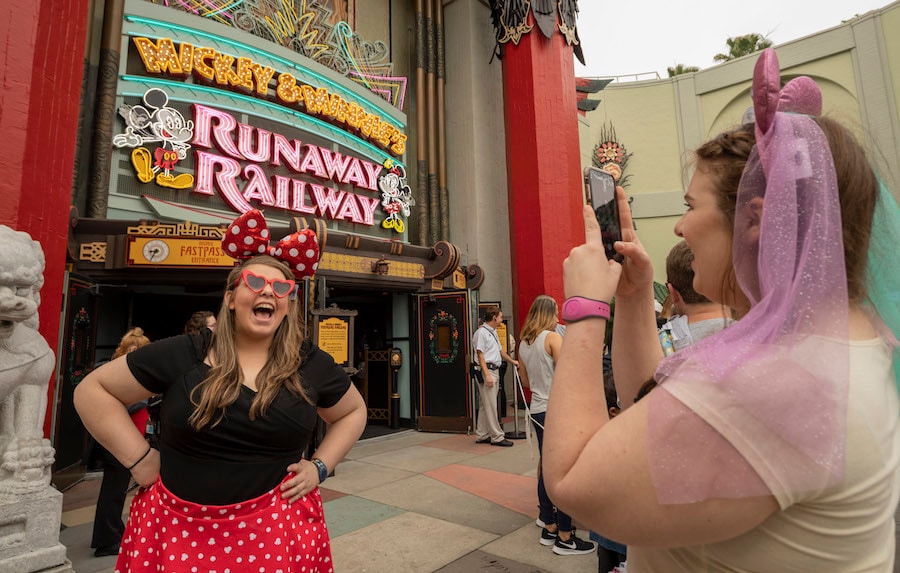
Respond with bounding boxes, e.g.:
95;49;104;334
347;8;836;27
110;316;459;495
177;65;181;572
113;88;195;190
378;159;414;233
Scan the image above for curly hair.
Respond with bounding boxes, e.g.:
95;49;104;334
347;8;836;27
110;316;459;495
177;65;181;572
111;327;151;360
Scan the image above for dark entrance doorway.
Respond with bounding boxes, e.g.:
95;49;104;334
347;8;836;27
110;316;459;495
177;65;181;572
414;291;472;433
323;288;396;432
51;275;98;490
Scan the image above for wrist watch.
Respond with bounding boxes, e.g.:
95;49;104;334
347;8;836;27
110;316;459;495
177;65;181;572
561;296;611;323
311;458;328;483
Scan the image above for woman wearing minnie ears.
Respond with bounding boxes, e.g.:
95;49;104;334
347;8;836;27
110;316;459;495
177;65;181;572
543;49;900;571
75;210;367;572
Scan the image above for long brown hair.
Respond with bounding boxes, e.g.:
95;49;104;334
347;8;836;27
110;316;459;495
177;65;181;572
519;295;558;345
189;256;309;430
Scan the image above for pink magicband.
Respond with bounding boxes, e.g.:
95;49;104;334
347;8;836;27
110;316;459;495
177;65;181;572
561;296;611;323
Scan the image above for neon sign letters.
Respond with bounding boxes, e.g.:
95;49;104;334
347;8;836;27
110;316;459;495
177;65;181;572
133;37;407;156
192;104;383;226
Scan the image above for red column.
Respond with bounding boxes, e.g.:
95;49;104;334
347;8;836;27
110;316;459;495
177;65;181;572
0;1;90;436
502;25;583;327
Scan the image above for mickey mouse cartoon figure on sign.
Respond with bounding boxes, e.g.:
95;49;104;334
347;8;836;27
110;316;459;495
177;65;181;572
378;159;414;233
113;88;195;190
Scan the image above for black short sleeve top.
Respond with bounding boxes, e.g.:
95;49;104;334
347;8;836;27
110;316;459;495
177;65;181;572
126;329;351;505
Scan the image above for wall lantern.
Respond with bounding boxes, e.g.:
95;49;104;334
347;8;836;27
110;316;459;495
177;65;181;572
389;347;402;429
390;347;403;370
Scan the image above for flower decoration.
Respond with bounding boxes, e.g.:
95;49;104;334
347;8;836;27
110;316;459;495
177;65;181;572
592;122;634;187
597;141;625;164
428;310;459;364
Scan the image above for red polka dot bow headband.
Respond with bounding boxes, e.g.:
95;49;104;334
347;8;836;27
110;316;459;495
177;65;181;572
221;210;319;279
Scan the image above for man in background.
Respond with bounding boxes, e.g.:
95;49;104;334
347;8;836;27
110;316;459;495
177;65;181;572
659;240;734;354
473;306;517;446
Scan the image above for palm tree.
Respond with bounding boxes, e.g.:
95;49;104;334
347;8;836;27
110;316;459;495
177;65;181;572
667;64;700;77
713;33;772;63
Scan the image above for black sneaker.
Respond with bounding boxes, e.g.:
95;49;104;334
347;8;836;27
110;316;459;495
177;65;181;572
552;533;596;556
491;439;514;447
539;527;557;546
475;437;491;444
93;543;120;557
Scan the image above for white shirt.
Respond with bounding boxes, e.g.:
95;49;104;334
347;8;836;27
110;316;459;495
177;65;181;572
473;324;502;367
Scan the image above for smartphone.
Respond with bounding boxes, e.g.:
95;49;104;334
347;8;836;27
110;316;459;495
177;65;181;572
584;166;624;263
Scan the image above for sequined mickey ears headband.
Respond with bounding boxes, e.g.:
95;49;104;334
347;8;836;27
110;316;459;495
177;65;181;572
742;69;823;125
221;210;320;280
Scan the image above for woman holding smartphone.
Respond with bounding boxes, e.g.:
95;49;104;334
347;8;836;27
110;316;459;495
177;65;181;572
543;50;900;571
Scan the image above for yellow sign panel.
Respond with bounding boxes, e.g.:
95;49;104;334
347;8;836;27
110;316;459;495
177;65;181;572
317;317;350;365
128;237;235;267
496;322;509;354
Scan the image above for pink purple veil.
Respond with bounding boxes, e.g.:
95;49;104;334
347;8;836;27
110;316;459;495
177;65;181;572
647;50;852;503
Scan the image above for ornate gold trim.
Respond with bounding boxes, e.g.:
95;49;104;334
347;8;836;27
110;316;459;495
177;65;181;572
367;409;389;420
126;220;225;239
79;242;108;263
320;253;424;279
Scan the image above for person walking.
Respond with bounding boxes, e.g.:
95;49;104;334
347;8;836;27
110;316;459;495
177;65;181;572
473;306;517;446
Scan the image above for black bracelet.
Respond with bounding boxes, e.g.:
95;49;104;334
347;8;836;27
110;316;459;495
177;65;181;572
127;447;152;471
311;458;328;483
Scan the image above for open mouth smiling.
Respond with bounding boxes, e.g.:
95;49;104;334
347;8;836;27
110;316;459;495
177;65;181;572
252;302;275;319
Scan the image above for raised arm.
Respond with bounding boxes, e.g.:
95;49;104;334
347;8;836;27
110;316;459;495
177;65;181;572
74;357;157;485
543;205;620;507
607;187;664;406
542;204;777;546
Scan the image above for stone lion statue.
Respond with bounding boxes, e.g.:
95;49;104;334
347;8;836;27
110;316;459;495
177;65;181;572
0;226;56;495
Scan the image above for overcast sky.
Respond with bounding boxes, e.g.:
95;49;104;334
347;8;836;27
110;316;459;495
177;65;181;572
575;0;892;79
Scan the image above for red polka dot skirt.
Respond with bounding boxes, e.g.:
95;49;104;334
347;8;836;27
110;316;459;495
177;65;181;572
115;476;333;572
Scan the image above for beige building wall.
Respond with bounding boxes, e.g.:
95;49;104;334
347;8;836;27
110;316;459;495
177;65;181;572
444;0;513;313
578;0;900;284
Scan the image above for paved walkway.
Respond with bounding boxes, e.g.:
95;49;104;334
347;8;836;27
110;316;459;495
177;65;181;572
60;424;599;572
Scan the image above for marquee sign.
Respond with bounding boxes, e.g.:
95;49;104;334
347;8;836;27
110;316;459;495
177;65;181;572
113;88;410;233
192;103;382;225
132;37;407;157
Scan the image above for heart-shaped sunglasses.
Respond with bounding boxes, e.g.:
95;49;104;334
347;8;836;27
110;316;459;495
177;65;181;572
235;269;297;299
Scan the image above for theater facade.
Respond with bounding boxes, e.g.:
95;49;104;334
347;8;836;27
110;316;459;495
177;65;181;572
56;0;489;483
